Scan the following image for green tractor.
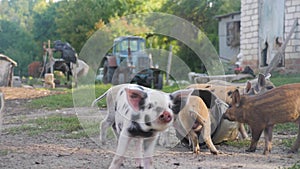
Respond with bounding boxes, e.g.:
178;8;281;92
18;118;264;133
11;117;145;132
100;36;163;89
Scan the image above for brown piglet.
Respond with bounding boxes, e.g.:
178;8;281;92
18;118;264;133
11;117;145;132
223;83;300;155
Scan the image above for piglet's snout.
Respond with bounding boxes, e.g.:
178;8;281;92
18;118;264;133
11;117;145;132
159;111;173;123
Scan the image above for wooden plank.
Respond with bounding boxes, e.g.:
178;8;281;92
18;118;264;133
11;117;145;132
194;74;253;83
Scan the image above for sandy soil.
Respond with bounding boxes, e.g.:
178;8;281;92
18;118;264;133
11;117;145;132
0;87;299;169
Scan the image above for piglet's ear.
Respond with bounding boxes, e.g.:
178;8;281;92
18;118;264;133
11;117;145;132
232;89;241;107
170;89;194;114
125;88;147;112
171;88;194;100
257;73;266;89
245;81;251;93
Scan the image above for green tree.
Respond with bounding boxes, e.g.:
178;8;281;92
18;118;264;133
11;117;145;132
32;1;60;45
0;20;38;76
160;0;241;72
0;0;42;32
55;0;115;51
55;0;167;52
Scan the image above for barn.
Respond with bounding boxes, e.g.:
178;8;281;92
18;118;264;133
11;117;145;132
0;54;17;87
217;0;300;74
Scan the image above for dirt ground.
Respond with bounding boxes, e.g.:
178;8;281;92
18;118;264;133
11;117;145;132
0;87;299;169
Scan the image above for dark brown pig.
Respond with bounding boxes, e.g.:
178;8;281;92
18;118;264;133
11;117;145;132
223;83;300;155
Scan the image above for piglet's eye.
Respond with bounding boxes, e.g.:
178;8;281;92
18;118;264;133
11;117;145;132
147;103;153;109
168;104;172;109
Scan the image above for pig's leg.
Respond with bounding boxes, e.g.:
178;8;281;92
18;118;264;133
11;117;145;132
188;131;200;154
238;123;249;139
290;122;300;153
246;127;263;152
100;115;115;145
202;122;219;155
109;133;131;169
263;125;273;155
135;138;144;168
143;135;158;169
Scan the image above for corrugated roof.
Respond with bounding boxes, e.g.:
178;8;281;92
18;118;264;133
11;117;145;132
0;54;17;66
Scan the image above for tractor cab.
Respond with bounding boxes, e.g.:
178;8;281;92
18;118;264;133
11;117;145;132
101;36;163;89
113;36;146;65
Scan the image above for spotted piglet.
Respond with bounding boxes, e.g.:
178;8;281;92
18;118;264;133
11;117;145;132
92;84;193;169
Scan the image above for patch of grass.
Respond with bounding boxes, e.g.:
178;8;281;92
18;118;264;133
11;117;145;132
280;138;296;148
5;115;84;136
27;92;73;110
288;163;300;169
224;139;251;148
35;115;82;132
271;73;300;86
4;114;103;139
84;84;111;107
6;124;37;135
274;123;298;149
162;85;181;93
62;121;100;139
274;123;298;135
0;149;9;156
26;84;112;109
278;162;300;169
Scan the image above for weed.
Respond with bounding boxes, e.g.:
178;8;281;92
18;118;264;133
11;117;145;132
280;138;296;149
4;115;83;136
0;149;9;156
274;123;298;135
277;162;300;169
224;139;251;148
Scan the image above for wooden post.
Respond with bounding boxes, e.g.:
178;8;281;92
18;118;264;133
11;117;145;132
47;40;55;74
166;45;173;85
44;40;55;88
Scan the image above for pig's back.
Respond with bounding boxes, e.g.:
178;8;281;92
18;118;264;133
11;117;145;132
248;83;300;124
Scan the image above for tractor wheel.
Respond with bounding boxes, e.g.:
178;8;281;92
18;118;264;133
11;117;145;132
102;60;114;84
111;69;120;85
102;60;109;84
154;74;163;90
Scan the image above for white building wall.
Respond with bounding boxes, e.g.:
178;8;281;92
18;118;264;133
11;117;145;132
241;0;300;73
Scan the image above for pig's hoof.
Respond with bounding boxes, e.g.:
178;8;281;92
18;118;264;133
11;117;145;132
288;149;298;154
194;147;200;154
211;150;219;155
263;150;270;155
245;148;255;153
